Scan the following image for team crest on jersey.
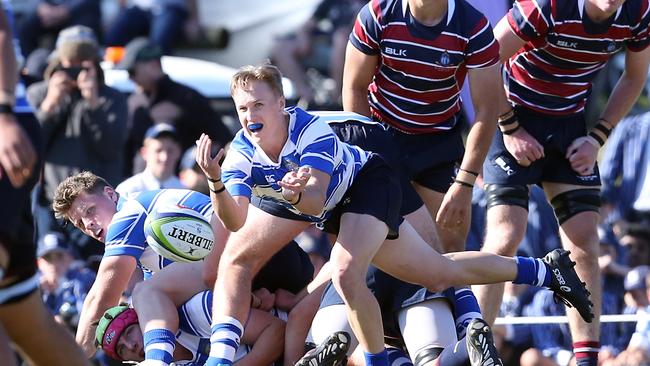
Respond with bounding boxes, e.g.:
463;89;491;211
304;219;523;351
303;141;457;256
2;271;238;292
439;51;451;66
283;158;299;172
606;42;616;52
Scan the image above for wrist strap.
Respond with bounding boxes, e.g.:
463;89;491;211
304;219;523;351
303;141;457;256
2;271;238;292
206;177;221;183
456;170;477;185
498;111;520;135
208;180;226;194
454;179;474;188
587;119;613;147
291;192;302;206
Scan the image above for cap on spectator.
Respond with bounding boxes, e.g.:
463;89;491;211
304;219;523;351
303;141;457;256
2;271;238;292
37;232;70;258
624;265;650;291
180;146;199;171
118;37;162;71
55;25;99;61
144;123;178;141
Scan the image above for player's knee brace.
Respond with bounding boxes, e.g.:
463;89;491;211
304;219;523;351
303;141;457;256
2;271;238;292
484;184;529;210
550;188;601;225
413;346;444;366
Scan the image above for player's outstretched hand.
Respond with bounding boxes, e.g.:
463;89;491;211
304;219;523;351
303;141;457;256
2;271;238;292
436;181;471;229
195;133;225;181
279;166;311;203
0;114;37;188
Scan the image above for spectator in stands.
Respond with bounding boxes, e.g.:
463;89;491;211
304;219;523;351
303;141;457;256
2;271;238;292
271;0;365;107
105;0;202;54
37;231;95;332
116;123;184;196
17;0;101;60
179;146;209;195
27;25;127;260
601;112;650;225
118;37;231;175
619;223;650;269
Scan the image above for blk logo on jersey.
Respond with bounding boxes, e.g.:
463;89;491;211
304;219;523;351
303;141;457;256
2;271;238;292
556;40;578;49
385;47;407;57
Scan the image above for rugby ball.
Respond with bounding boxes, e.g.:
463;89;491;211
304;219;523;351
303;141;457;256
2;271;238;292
144;205;214;263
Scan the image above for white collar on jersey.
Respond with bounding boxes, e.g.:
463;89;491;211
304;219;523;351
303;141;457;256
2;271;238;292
577;0;622;21
402;0;455;26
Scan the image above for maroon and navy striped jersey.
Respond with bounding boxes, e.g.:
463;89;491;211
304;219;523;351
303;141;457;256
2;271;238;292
505;0;650;115
350;0;499;134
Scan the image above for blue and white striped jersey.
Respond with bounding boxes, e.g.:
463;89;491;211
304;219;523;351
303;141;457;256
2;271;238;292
174;290;287;365
104;189;213;276
221;107;371;222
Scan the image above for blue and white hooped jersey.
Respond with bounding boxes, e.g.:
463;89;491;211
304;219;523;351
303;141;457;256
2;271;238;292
103;189;213;276
174;291;287;365
221;107;371;222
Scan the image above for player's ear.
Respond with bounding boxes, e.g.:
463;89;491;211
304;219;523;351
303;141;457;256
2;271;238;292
105;186;119;203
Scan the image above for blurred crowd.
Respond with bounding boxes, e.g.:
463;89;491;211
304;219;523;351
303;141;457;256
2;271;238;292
4;0;650;365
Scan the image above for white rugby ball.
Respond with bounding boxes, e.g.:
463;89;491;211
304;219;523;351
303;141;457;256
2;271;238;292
144;205;214;263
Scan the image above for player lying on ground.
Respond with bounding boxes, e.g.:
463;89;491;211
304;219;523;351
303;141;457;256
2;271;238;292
95;289;285;365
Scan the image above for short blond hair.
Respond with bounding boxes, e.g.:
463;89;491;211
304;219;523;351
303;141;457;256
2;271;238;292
52;171;111;220
230;63;284;97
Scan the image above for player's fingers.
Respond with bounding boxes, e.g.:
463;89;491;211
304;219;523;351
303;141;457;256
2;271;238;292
214;148;225;164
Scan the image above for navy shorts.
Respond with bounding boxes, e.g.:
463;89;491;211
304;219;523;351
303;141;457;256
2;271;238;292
322;154;403;240
383;122;464;193
483;106;602;187
252;240;314;294
320;266;451;340
0;112;42;303
329;120;423;216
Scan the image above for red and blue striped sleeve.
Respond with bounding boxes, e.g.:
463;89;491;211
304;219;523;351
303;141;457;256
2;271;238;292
627;1;650;51
507;0;552;42
349;0;383;55
466;16;500;69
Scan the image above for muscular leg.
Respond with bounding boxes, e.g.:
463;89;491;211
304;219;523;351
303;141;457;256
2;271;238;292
270;37;313;103
207;207;310;365
413;184;469;253
473;204;528;324
0;290;89;366
331;213;389;354
544;183;601;343
404;205;443;252
0;324;16;366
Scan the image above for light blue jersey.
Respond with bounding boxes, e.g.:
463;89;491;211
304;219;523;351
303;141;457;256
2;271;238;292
173;291;286;365
104;189;213;275
221;107;371;222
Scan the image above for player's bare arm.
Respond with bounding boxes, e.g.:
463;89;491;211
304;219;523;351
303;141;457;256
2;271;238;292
493;15;544;166
342;43;378;118
76;255;136;357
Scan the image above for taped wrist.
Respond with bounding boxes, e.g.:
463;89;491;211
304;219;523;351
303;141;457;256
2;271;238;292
587;118;613;147
498;109;520;135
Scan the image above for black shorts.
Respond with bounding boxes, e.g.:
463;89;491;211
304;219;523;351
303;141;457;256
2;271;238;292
383;122;464;193
0;112;42;300
322;154;403;240
320;266;451;340
252;240;314;294
483;106;602;187
329;120;423;216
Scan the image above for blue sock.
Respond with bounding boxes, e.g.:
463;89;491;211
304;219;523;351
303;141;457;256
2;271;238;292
452;287;483;339
435;339;469;366
143;328;175;365
513;256;552;287
365;349;389;366
386;347;413;366
205;316;244;366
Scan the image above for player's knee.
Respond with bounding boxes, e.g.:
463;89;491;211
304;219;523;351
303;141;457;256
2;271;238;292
485;184;529;210
550;188;600;226
331;264;366;301
520;348;545;366
483;223;525;255
413;346;443;366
